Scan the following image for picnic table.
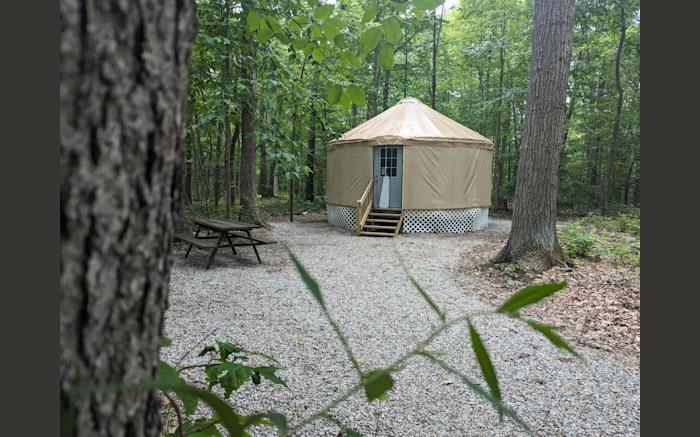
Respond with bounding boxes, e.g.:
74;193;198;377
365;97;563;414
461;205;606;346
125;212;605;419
174;218;275;269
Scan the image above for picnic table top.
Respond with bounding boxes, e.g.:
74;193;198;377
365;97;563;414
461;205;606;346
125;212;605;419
192;217;262;232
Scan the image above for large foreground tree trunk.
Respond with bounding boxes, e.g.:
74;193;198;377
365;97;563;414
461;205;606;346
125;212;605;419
494;0;574;268
60;0;195;435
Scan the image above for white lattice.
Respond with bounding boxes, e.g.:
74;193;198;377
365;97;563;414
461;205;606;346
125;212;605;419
403;208;489;233
327;205;357;230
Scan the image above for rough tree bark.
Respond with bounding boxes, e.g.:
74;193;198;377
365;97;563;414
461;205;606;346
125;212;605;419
214;122;222;208
493;18;507;211
494;0;575;268
603;0;627;210
239;0;260;223
305;107;317;201
60;0;195;435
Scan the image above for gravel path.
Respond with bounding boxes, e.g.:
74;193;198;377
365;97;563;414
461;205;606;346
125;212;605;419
162;218;640;436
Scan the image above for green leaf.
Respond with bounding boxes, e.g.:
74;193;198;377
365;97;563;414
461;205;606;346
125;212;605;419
414;0;444;11
338;91;352;112
333;34;346;48
175;419;222;437
216;341;244;360
362;369;395;401
468;322;501;409
159;362;200;416
254;365;290;389
382;17;402;44
286;248;326;310
418;352;530;431
327;84;343;105
358;27;382;55
312;48;324;63
408;275;445;322
497;282;567;315
257;21;274;44
345;85;367;108
314;4;335;20
526;319;581;358
161;337;172;347
198;345;216;357
310;24;324;40
322;22;340;39
291;38;306;50
247;11;261;31
205;362;254;398
362;4;378;23
378;42;395;70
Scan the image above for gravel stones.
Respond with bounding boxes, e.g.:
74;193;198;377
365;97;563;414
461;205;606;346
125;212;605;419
162;218;640;436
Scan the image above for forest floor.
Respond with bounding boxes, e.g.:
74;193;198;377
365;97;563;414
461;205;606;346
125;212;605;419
163;214;640;436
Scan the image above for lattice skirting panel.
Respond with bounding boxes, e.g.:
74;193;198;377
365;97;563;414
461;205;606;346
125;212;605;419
402;208;489;233
327;204;357;231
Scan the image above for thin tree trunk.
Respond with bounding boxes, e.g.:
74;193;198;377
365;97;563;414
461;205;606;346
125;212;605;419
214;122;222;209
493;18;507;211
404;37;409;98
305;108;317;201
224;114;232;218
603;0;627;210
494;0;575;268
60;0;194;435
272;161;279;197
430;8;444;109
221;0;233;217
185;138;193;203
382;69;391;110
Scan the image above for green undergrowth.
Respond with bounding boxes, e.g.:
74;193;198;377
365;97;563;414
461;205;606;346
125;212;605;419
558;211;640;267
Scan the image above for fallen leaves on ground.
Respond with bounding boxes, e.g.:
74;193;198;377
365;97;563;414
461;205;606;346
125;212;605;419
456;237;640;370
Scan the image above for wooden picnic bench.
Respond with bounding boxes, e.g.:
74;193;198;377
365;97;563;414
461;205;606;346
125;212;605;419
174;218;275;269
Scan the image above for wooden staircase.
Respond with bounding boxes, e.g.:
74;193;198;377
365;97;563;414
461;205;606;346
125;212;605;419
359;208;403;237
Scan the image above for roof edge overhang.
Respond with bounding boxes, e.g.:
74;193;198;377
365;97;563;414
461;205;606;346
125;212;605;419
326;136;494;151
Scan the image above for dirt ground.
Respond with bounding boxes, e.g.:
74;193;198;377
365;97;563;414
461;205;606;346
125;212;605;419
454;232;640;370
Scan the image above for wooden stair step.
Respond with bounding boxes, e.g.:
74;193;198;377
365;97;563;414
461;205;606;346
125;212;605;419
371;208;402;212
360;231;396;237
363;224;398;230
369;212;402;218
366;218;399;223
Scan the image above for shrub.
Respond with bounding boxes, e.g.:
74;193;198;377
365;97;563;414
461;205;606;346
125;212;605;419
558;223;600;259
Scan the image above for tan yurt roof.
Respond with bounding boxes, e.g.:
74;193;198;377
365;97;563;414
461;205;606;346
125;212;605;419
327;98;493;150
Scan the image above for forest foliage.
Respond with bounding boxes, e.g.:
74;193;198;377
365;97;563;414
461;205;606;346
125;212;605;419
183;0;640;220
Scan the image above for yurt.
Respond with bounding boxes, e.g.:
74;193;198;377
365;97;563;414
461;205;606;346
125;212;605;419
325;98;493;236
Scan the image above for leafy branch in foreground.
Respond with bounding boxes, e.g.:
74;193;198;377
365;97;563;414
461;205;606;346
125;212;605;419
62;250;579;437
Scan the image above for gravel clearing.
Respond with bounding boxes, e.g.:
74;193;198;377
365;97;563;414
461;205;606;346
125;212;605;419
162;217;640;436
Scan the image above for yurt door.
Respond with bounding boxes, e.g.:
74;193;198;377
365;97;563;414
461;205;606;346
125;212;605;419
373;145;403;209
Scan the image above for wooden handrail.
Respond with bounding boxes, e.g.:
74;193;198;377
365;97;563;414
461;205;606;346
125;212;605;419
356;179;373;234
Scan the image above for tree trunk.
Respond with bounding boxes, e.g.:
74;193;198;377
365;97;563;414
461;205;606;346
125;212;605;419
259;139;268;198
214;122;222;209
369;48;380;117
272;161;279;197
603;0;627;210
494;0;575;268
239;3;260;223
382;69;391;111
224;114;233;218
493;18;507;211
305;108;317;201
430;9;444;109
185;140;193;203
60;0;194;435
